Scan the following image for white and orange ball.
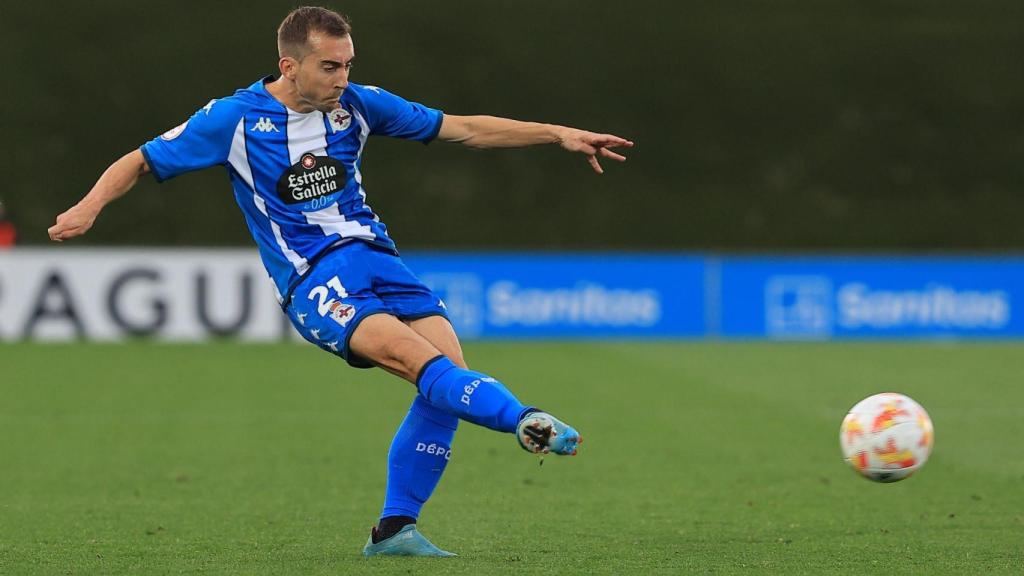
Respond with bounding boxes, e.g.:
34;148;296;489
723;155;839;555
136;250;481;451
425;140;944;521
839;393;934;483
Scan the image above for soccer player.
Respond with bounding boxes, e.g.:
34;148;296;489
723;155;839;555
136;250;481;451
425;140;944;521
47;6;632;557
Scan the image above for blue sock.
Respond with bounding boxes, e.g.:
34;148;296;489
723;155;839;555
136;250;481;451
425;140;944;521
417;356;532;433
381;395;458;519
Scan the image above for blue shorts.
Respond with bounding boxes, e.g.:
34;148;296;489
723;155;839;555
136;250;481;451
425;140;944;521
284;241;448;368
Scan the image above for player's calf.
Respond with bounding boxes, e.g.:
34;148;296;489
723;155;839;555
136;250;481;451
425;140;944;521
416;355;533;432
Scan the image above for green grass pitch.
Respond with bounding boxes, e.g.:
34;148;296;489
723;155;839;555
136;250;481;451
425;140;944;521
1;342;1022;575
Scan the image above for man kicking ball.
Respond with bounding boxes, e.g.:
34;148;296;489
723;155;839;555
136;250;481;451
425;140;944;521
48;6;632;557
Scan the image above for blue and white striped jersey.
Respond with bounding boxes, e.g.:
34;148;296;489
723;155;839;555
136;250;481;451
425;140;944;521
140;77;443;302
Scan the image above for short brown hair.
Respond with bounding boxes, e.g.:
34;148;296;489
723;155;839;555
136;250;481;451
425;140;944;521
277;6;352;59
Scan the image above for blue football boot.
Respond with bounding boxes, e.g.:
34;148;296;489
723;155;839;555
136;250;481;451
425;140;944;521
362;524;457;557
516;412;582;456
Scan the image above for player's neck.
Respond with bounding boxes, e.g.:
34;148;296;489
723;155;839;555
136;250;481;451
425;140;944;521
265;77;316;114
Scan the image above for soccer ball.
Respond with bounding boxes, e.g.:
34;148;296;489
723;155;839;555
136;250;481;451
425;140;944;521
839;393;934;483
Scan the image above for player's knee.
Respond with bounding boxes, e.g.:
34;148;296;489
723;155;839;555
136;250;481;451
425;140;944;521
447;348;467;369
426;335;465;368
432;330;467;368
376;335;437;379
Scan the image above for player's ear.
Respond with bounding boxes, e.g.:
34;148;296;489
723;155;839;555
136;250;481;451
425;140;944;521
279;57;299;80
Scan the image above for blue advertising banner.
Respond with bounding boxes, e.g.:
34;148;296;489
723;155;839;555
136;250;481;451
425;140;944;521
4;249;1021;341
716;257;1024;339
403;253;707;339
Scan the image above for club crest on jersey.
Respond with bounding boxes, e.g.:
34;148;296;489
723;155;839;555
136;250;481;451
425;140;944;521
276;153;348;204
328;301;356;327
160;120;189;141
328;107;352;132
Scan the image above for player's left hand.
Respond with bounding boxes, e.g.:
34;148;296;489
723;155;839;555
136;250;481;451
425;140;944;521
556;128;633;174
48;204;98;242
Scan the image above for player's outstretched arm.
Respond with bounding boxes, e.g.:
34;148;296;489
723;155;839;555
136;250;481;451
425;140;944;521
437;114;633;174
48;150;150;242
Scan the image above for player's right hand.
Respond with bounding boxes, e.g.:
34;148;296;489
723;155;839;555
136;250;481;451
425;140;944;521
48;205;97;242
554;128;633;174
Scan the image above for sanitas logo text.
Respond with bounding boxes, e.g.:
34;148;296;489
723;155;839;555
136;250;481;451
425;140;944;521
488;281;660;327
838;283;1010;329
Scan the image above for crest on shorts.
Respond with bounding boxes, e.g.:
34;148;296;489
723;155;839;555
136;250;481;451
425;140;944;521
328;301;356;327
328;107;352;133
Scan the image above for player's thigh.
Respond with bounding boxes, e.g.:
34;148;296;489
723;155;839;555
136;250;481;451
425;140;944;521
349;313;444;383
286;255;387;369
405;315;467;369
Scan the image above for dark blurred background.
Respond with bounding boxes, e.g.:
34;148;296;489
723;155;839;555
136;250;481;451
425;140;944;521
3;0;1023;251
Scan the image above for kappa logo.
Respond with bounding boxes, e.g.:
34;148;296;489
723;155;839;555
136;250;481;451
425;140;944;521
328;107;352;132
251;117;279;133
328;301;356;327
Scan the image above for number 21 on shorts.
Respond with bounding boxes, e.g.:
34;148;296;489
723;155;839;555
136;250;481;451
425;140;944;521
308;276;357;327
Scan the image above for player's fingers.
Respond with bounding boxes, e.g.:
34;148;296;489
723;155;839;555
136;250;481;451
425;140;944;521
49;224;83;241
47;224;64;241
588;155;604;174
592;135;634;148
598;148;627;162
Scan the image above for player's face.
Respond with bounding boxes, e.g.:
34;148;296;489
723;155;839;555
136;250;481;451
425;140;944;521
294;33;354;113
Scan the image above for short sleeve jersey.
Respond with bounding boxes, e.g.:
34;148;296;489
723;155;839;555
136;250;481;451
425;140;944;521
140;77;443;302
